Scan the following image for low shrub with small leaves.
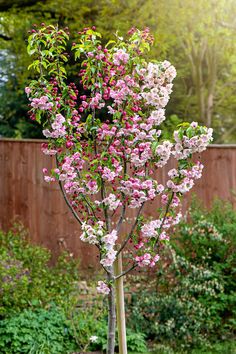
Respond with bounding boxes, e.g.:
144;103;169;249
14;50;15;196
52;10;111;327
0;224;80;317
67;303;148;353
89;320;147;353
0;306;79;354
128;198;236;349
0;225;148;353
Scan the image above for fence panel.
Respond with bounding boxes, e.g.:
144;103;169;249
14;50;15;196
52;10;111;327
0;140;235;267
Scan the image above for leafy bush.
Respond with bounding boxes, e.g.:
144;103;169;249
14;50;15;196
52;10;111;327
0;301;147;354
128;258;222;348
128;199;236;349
91;322;148;353
173;198;236;334
0;306;78;354
0;224;80;316
67;303;148;353
0;225;147;353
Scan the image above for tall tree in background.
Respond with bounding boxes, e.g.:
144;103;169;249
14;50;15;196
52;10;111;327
0;0;236;141
97;0;236;142
0;0;99;137
155;0;236;141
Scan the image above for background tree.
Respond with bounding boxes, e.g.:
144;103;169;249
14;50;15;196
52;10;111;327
0;0;236;141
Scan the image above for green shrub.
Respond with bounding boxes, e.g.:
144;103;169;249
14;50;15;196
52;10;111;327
0;224;80;316
151;339;236;353
128;198;236;349
0;225;147;353
128;257;222;348
173;198;236;335
0;252;31;316
68;303;148;353
0;306;78;354
91;323;148;353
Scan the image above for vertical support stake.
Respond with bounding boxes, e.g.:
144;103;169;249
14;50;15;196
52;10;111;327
114;246;127;354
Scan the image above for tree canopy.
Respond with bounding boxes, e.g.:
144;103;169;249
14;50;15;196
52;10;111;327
0;0;235;142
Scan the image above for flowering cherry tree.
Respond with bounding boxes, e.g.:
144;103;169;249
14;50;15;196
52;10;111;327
26;25;213;354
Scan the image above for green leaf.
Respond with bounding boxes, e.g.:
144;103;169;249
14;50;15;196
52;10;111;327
105;39;116;48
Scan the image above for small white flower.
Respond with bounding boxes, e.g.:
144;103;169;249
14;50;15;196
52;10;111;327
90;335;98;343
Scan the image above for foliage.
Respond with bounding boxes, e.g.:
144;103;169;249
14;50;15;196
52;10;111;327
0;225;80;317
174;198;236;334
0;306;78;354
0;303;148;354
128;199;236;349
128;259;220;348
91;0;236;142
151;339;236;353
88;317;148;353
0;0;236;140
0;225;148;353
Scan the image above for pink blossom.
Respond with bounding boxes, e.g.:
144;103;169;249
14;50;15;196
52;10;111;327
80;221;104;245
102;230;118;247
87;180;98;194
97;281;110;295
100;248;117;267
135;253;152;267
159;231;169;241
113;49;129;65
25;87;31;95
141;219;161;238
44;176;55;182
155;141;173;167
41;144;57;155
31;96;53;110
102;167;118;182
102;194;121;210
42;113;66;138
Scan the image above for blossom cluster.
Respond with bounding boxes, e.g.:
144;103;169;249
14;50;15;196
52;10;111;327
96;193;121;211
30;95;53;110
135;253;160;268
141;61;176;108
42;113;66;138
173;122;213;160
97;280;110;295
119;178;164;208
80;222;118;268
166;162;204;194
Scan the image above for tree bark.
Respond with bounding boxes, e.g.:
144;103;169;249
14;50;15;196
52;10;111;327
107;272;116;354
206;45;217;127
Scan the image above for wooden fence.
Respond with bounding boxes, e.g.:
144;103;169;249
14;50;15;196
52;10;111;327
0;139;236;268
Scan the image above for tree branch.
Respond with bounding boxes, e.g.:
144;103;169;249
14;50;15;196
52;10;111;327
117;203;144;257
114;263;137;280
116;153;127;235
56;156;83;225
0;33;12;41
154;192;174;246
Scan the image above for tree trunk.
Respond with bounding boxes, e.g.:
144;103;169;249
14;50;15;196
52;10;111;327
107;272;116;354
206;45;217;127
